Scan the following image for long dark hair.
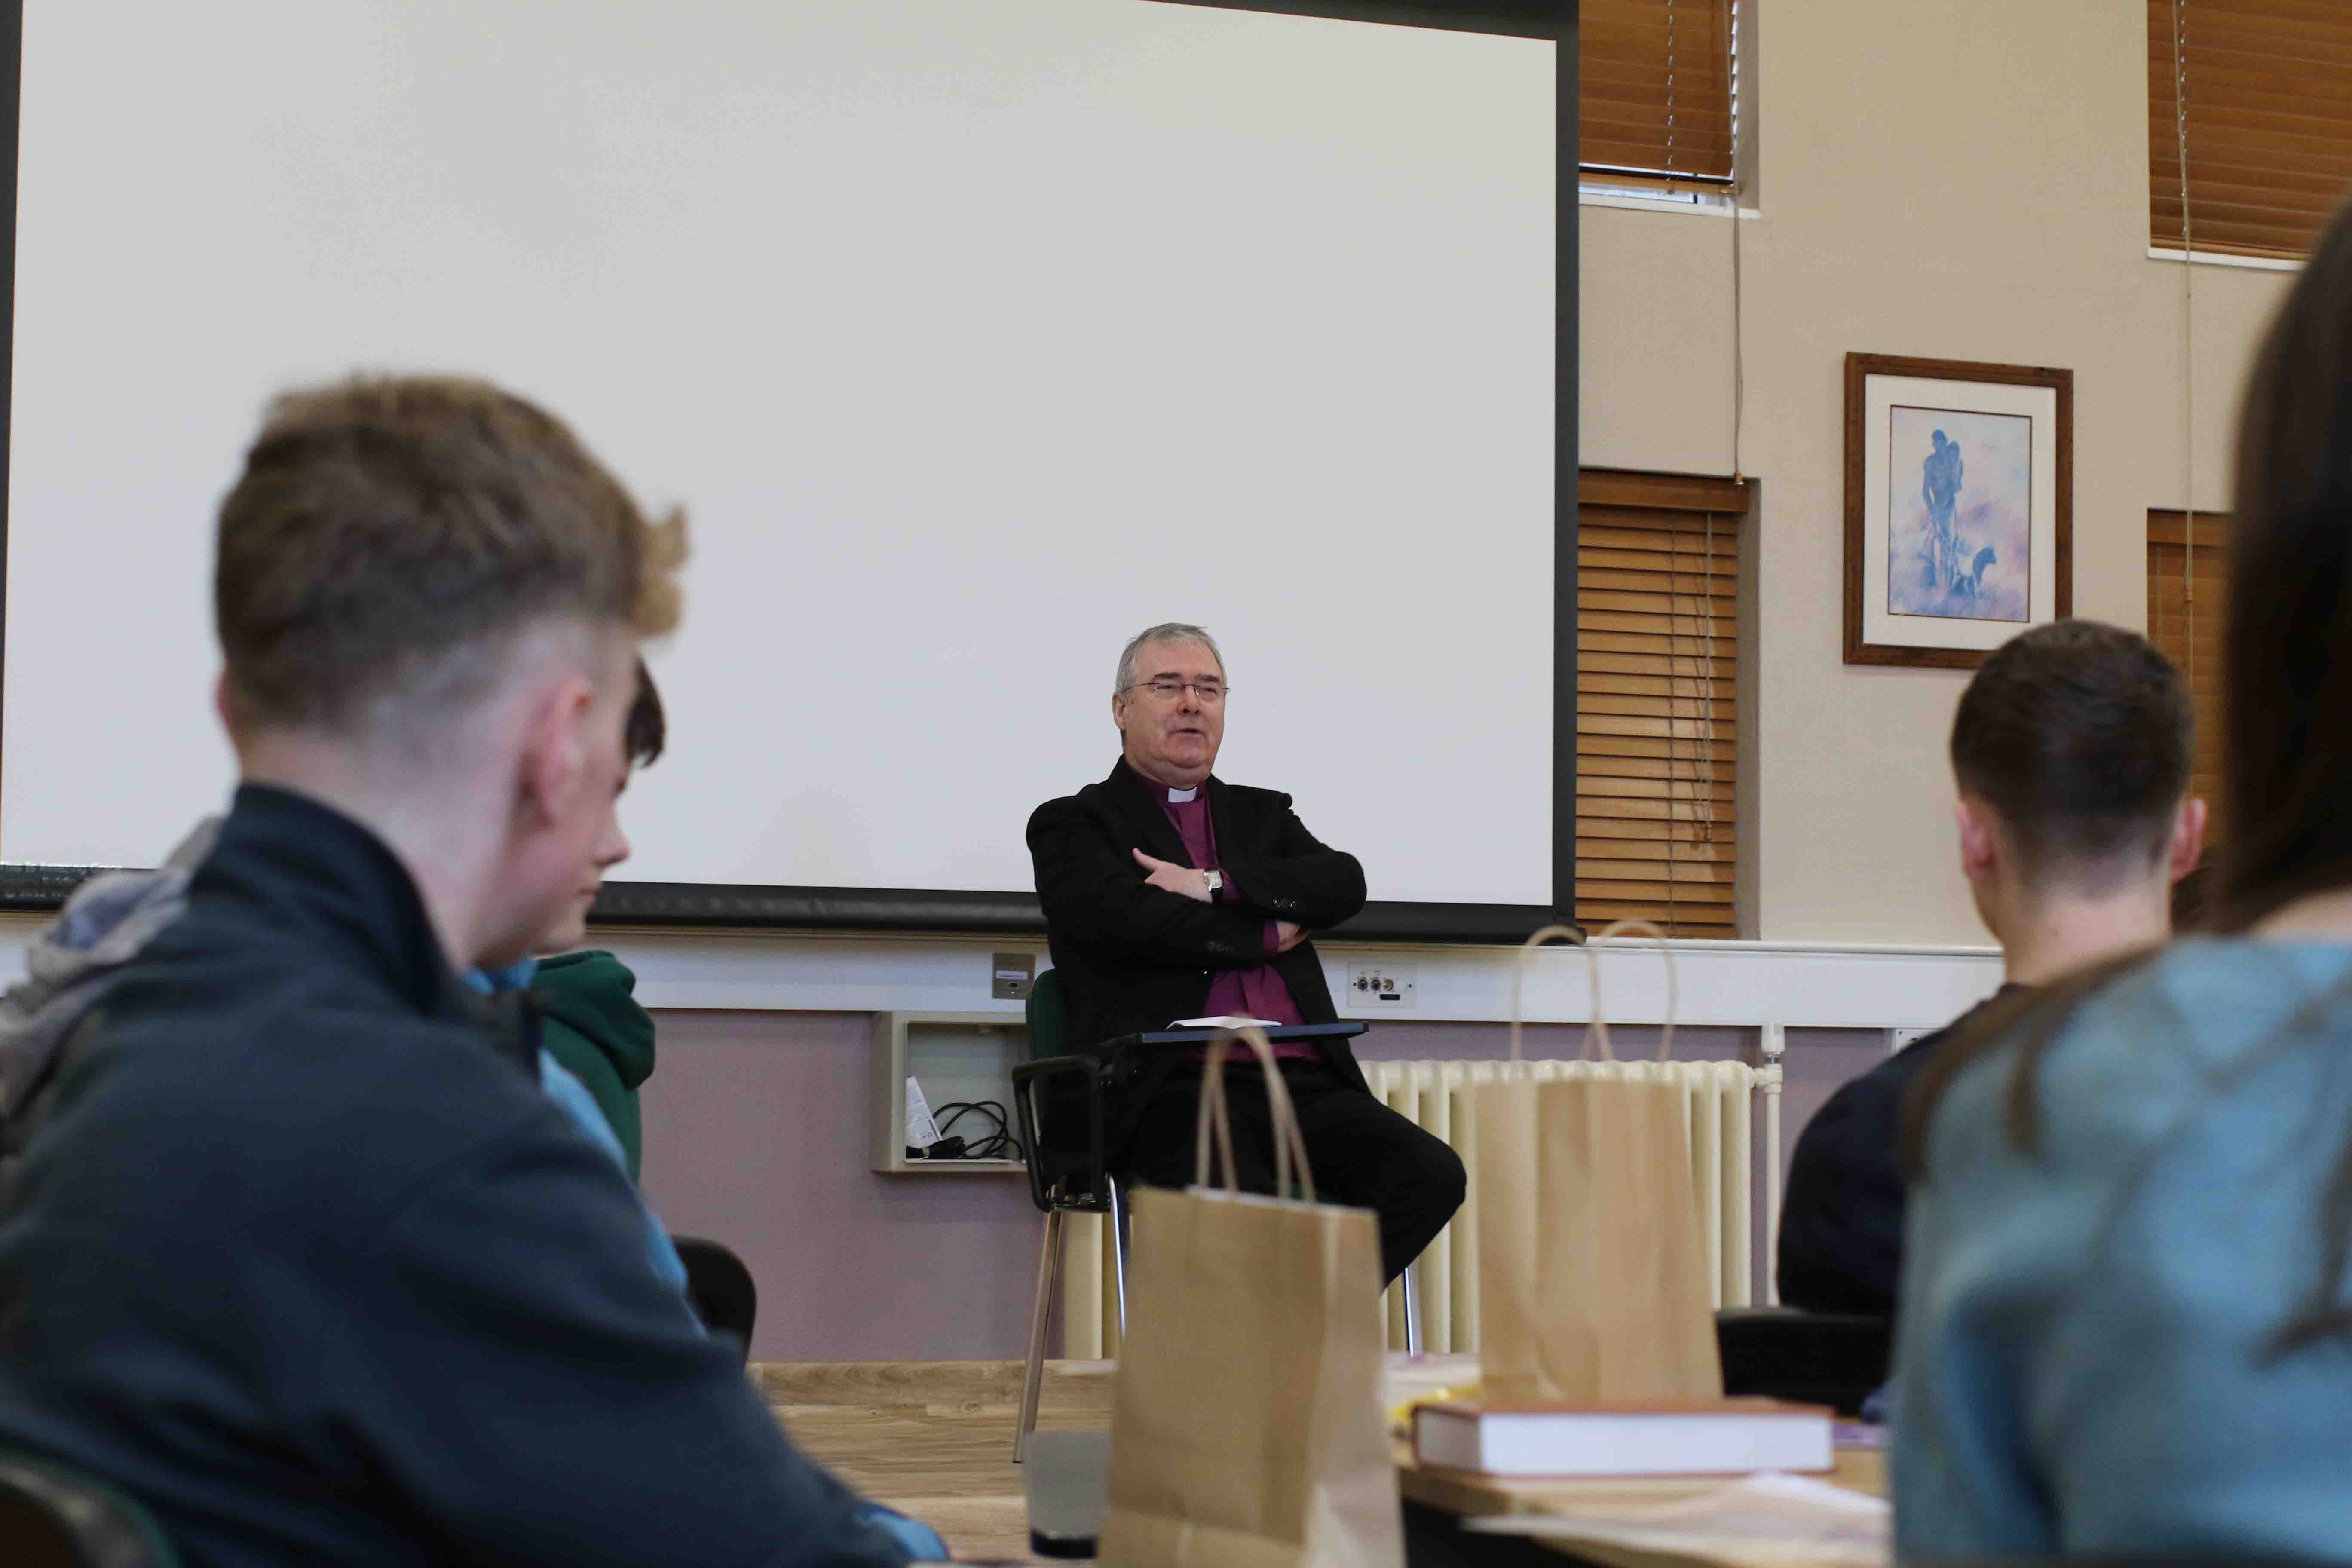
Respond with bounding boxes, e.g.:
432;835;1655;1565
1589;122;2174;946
1904;196;2352;1352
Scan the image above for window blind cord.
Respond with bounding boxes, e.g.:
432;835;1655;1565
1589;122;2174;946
1729;1;1745;483
1730;168;1745;481
1664;0;1678;183
1702;507;1717;854
1668;518;1681;937
1721;9;1741;934
2174;0;2196;691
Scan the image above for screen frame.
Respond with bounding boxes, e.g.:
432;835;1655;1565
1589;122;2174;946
0;0;1579;945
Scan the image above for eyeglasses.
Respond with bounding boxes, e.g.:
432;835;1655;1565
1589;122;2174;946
1125;679;1228;703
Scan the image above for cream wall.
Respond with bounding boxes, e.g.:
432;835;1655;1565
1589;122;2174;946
1584;0;2292;943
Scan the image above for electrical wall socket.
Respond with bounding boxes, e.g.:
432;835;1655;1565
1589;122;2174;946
992;952;1035;1001
1347;963;1417;1010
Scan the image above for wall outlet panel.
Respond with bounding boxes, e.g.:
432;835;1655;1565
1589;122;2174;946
870;1013;1032;1175
1346;963;1418;1010
991;951;1035;1001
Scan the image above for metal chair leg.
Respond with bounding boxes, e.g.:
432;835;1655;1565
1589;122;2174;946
1399;1259;1424;1357
1014;1207;1066;1462
1107;1174;1131;1337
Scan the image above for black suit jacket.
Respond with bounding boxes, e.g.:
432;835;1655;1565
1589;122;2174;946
1775;985;2025;1316
1027;759;1371;1152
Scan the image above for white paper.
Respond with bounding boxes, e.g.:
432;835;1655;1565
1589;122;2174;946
1174;1016;1284;1029
904;1076;943;1149
1463;1472;1889;1568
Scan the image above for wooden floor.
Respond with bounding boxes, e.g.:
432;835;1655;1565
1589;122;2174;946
756;1359;1117;1565
760;1357;1882;1566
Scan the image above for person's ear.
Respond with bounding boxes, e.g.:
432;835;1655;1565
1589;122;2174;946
2167;796;2209;882
515;675;596;828
1112;690;1129;737
1954;796;2000;891
213;669;242;739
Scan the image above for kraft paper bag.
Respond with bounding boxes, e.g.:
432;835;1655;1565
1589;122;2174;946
1473;922;1724;1405
1100;1027;1403;1568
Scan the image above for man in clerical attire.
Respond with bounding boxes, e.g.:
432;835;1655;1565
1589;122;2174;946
1026;622;1463;1282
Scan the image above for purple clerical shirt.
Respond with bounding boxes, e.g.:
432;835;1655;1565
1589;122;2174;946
1158;783;1314;1060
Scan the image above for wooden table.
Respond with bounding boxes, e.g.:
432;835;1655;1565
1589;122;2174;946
1397;1443;1886;1567
756;1355;1887;1567
1400;1445;1887;1517
1378;1356;1889;1565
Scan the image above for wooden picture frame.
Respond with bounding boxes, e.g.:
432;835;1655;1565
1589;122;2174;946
1843;352;2073;668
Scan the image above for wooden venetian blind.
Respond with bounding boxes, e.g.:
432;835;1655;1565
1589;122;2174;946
1578;469;1748;939
2149;0;2352;260
1583;0;1738;189
2147;510;2227;833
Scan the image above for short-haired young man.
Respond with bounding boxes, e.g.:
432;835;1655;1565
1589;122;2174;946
514;658;668;1182
1776;620;2205;1317
0;379;918;1565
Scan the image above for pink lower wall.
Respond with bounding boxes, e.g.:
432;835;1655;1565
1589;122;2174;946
636;1010;1887;1362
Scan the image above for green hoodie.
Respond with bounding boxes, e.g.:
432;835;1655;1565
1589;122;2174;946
530;950;656;1181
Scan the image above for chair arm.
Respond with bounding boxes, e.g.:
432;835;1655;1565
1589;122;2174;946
1010;1055;1110;1215
1714;1308;1893;1416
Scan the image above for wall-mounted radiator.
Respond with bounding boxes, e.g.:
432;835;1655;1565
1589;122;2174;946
1058;1056;1784;1359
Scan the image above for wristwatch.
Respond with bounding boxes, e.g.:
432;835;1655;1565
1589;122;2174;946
1203;869;1225;897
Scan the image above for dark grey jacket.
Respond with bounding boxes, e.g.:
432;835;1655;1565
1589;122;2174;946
0;785;906;1568
1027;758;1369;1151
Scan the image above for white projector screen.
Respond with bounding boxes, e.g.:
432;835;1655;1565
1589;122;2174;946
3;1;1557;916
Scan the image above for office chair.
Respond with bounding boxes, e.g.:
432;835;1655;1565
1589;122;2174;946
1009;968;1132;1462
0;1447;180;1568
1714;1306;1892;1417
674;1235;758;1364
1008;972;1427;1458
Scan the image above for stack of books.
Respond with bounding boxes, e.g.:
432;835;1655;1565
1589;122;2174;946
1411;1398;1834;1478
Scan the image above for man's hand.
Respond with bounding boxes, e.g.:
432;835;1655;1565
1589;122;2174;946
1274;921;1308;952
1133;848;1212;903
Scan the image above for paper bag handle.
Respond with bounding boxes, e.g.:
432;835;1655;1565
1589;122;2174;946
1579;919;1678;1063
1508;919;1681;1065
1192;1026;1317;1203
1507;924;1584;1066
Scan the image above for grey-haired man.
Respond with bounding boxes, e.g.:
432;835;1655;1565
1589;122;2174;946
1026;622;1464;1281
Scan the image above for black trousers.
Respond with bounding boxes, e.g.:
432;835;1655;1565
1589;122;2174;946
1115;1059;1465;1283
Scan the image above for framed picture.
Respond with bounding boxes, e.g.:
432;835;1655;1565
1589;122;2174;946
1843;352;2072;668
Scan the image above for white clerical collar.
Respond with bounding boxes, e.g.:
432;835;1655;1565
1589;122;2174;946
1166;785;1198;803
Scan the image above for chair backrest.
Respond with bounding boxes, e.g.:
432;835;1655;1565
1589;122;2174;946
1025;967;1069;1060
1017;968;1100;1209
1713;1307;1892;1417
0;1449;180;1568
672;1234;759;1362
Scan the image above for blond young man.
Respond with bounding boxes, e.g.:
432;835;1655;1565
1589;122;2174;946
0;380;918;1566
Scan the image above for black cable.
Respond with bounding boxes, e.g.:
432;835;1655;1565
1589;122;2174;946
937;1102;1015;1160
932;1100;1021;1161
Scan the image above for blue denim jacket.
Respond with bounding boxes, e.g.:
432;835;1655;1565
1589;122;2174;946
1895;937;2352;1559
467;960;689;1299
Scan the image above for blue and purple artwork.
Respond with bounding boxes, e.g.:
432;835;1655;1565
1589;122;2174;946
1886;406;2031;622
